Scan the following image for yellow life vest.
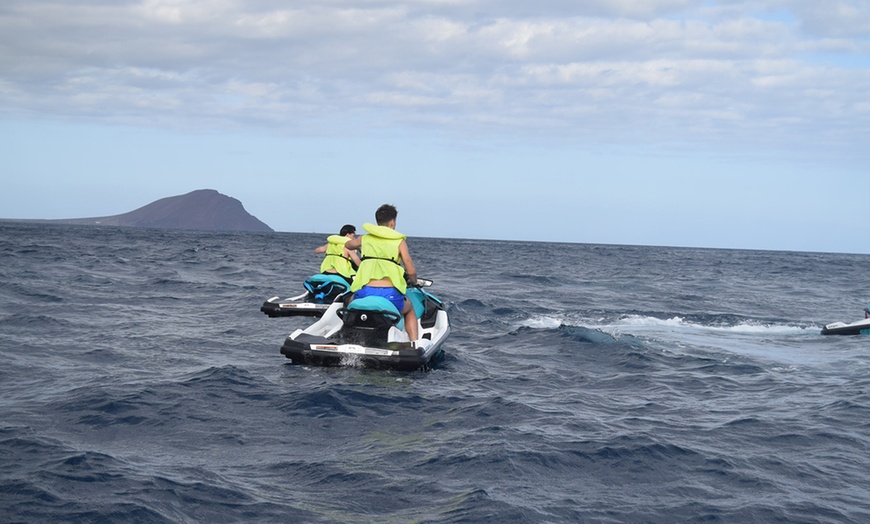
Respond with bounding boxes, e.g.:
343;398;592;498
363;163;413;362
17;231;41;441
350;223;407;294
319;235;355;278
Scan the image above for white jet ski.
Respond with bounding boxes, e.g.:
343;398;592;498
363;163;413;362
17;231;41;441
280;280;450;371
260;274;351;318
821;317;870;336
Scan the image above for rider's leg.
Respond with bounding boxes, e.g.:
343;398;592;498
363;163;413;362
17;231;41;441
401;297;418;341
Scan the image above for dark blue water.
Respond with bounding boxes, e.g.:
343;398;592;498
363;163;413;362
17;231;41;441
2;222;869;523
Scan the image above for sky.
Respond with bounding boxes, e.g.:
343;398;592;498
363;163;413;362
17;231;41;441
1;0;869;254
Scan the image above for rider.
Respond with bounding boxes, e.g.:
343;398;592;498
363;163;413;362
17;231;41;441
345;204;419;341
314;224;361;284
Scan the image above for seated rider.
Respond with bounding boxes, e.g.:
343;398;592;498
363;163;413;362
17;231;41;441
865;304;869;319
344;204;419;341
314;224;361;284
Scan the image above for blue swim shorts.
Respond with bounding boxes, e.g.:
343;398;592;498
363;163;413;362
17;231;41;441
354;286;405;312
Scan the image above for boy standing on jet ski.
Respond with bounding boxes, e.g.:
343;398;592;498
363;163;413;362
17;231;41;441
344;204;419;341
314;224;362;284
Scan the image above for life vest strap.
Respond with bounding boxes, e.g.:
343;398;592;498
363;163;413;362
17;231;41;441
361;255;400;266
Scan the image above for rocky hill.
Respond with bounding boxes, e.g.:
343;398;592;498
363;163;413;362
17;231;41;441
52;189;274;233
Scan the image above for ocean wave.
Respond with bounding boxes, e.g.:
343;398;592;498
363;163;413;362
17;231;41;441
0;313;74;328
514;312;817;339
612;314;817;334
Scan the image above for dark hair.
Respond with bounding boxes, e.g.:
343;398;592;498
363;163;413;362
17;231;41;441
339;224;356;236
375;204;397;226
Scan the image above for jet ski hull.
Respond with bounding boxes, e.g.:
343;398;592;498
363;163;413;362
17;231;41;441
821;318;870;335
260;295;332;317
280;331;447;371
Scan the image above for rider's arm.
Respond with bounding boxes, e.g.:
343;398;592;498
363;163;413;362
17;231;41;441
346;247;362;267
345;237;361;251
399;240;417;285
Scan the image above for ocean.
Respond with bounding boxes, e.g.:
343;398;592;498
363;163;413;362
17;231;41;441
1;222;869;523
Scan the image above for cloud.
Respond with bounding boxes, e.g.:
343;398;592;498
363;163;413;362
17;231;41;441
1;0;868;158
788;0;870;38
